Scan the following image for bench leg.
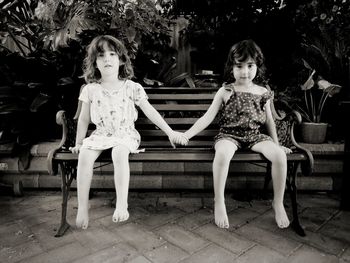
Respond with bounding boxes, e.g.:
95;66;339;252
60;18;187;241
286;162;305;237
55;162;75;237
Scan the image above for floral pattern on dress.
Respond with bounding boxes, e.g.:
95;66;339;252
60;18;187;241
78;80;148;152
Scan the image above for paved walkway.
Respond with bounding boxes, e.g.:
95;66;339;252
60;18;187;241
0;190;349;263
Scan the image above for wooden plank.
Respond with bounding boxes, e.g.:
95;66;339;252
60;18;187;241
140;140;214;147
53;151;308;162
152;104;210;111
136;118;219;125
148;94;215;100
138;130;217;137
144;87;219;93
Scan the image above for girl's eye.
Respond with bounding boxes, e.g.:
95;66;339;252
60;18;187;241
97;53;104;57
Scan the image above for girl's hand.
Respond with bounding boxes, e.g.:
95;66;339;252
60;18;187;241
169;131;189;148
176;132;189;146
69;144;82;154
280;146;292;154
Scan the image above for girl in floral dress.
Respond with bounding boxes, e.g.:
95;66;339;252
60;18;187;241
181;39;291;229
70;35;187;229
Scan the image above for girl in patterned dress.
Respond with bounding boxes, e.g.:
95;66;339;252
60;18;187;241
180;39;291;229
70;35;188;229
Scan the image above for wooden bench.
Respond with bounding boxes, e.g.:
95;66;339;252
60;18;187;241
47;86;314;237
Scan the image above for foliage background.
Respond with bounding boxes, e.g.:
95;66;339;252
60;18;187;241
0;0;349;159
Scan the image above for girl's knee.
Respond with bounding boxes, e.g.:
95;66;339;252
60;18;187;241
112;146;130;164
214;145;236;165
271;149;287;166
78;149;98;168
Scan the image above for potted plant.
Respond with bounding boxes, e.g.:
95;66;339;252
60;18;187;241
298;60;342;144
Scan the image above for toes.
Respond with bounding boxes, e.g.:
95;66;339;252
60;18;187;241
215;219;229;229
76;209;89;230
76;218;89;229
112;213;119;222
113;210;129;223
119;214;129;222
122;212;130;222
276;217;290;229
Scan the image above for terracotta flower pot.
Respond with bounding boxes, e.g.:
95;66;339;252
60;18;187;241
301;122;328;144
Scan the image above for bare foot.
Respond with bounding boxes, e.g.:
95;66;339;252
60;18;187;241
76;207;89;230
112;209;129;223
214;200;229;228
112;202;129;223
272;201;290;228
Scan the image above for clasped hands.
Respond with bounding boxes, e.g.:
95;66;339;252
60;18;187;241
168;131;189;148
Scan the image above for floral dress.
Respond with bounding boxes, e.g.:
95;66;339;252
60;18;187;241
79;80;148;153
214;84;273;149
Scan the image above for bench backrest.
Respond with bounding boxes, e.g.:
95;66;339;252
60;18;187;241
63;86;296;151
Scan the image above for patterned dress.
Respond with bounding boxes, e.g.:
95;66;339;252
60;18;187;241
79;80;148;153
214;84;273;149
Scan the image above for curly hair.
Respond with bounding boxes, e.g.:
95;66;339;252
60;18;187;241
223;39;266;84
82;35;134;83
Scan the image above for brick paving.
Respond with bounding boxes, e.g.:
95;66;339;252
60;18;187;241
0;190;349;263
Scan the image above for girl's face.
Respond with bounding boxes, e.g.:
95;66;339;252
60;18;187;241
232;57;257;85
95;44;123;78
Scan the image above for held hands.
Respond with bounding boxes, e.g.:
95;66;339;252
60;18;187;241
169;131;189;148
69;144;82;154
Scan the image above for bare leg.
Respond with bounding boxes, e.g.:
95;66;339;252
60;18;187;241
111;145;130;223
252;141;290;228
76;148;102;229
213;140;237;228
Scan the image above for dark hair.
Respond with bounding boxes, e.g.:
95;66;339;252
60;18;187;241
83;35;134;83
223;39;266;84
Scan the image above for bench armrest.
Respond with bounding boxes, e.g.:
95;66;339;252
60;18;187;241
289;110;314;176
277;109;314;176
47;110;74;174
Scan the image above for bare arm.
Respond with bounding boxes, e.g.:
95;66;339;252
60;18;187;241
139;99;186;147
139;99;172;135
265;99;279;144
70;101;90;154
185;87;225;139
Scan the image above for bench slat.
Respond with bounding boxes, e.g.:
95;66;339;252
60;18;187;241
138;129;217;137
148;94;215;100
140;140;213;147
152;104;210;111
145;87;218;93
136;118;219;125
53;151;308;162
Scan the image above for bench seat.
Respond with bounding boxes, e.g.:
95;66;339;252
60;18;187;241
53;149;309;162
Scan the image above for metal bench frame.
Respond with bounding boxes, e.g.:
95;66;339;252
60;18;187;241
47;87;313;237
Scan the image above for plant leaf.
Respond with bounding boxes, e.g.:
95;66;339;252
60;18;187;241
301;69;315;91
317;79;342;96
301;58;313;70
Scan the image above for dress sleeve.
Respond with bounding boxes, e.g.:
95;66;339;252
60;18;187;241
78;84;90;103
133;82;148;106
